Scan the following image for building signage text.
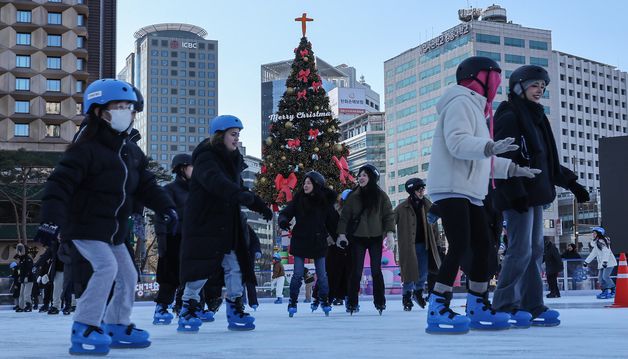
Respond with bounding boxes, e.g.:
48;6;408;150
268;111;332;121
419;23;470;54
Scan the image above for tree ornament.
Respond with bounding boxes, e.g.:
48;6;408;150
285;121;294;129
303;56;309;62
261;165;267;174
286;87;295;95
260;177;267;184
297;89;307;101
313;147;319;152
265;137;273;146
314;105;320;110
298;69;311;82
334;143;343;152
327;127;334;133
298;163;304;168
281;155;287;161
324;142;330;147
311;153;319;161
308;128;320;140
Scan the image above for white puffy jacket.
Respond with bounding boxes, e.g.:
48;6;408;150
585;241;617;269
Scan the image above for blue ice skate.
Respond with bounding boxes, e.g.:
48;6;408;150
197;309;215;322
465;291;510;331
507;310;532;329
177;300;203;333
596;289;610;299
609;288;616;298
153;303;173;325
531;307;560;327
103;323;151;349
310;298;320;312
274;297;283;304
226;297;255;331
346;302;360;315
425;292;470;334
320;297;332;316
69;322;111;356
288;298;298;317
251;304;258;311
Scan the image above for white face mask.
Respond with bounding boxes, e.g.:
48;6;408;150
107;109;134;133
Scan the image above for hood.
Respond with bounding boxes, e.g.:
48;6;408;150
436;85;487;116
191;139;248;173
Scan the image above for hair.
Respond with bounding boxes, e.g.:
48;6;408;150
596;236;610;250
210;130;225;147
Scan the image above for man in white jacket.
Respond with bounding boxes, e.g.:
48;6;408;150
425;56;541;334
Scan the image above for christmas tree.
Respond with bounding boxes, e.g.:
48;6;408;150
254;14;352;209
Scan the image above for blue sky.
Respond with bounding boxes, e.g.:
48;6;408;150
117;0;628;157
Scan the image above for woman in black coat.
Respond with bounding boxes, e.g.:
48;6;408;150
178;115;272;332
278;171;338;316
544;240;563;298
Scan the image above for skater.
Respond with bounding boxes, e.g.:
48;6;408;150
394;178;440;311
583;227;617;299
278;171;338;317
336;164;395;315
243;221;262;311
425;56;541;334
271;253;286;304
303;267;315;303
178;114;272;332
561;243;581;290
491;65;589;327
33;238;64;314
14;243;34;312
544;239;563;298
9;261;20;310
326;189;353;306
36;78;177;355
153;153;192;325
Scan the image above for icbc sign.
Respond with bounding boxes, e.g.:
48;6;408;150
182;42;198;49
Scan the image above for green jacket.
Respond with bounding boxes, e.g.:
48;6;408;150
337;187;395;237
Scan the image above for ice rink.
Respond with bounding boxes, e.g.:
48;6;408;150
1;291;626;358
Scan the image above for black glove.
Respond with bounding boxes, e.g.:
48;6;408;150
163;208;179;235
278;219;290;230
568;181;590;203
582;262;588;268
34;223;60;246
237;191;255;206
261;206;273;222
602;262;608;269
511;197;529;214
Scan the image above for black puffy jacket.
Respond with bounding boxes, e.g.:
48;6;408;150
155;175;189;255
40;121;174;245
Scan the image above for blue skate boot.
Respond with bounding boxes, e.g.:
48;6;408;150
69;322;111;356
320;297;332;316
198;309;215;322
288;298;298;317
609;287;616;299
425;292;470;334
346;301;360;315
226;297;255;331
596;289;610;299
531;306;560;327
153;303;173;325
507;309;533;329
177;299;203;333
465;291;510;331
310;298;320;312
103;323;151;349
274;297;283;304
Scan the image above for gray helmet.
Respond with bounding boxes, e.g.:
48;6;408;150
509;65;550;95
405;178;425;194
358;164;380;182
305;171;325;188
171;153;192;173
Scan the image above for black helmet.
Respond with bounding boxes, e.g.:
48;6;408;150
456;56;501;84
358;164;380;182
508;65;550;94
132;85;144;112
171;153;192;173
405;178;425;194
304;171;325;188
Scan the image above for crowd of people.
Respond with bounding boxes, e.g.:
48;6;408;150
7;56;619;355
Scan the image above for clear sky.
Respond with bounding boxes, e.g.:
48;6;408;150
117;0;628;158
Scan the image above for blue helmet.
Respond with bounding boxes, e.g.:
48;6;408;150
83;79;142;114
341;189;352;201
9;262;17;269
272;253;281;261
210;115;244;135
591;227;605;236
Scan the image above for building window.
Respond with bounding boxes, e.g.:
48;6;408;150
76;58;85;70
47;34;62;47
529;40;549;50
48;12;62;25
15;78;30;91
46;79;61;92
16;32;31;45
47;56;61;69
16;10;32;23
14;124;29;137
46;102;61;114
46;124;60;138
505;54;525;64
16;55;31;68
476;50;501;62
77;14;85;26
530;57;549;67
504;37;525;47
476;33;500;44
76;80;84;93
76;36;86;48
15;101;30;113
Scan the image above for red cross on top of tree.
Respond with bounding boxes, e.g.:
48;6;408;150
295;13;313;37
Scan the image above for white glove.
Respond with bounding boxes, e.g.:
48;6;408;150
507;163;542;179
36;276;42;284
41;274;49;285
385;232;396;252
485;137;519;156
336;234;348;249
327;235;335;246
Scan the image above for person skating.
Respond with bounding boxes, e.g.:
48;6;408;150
14;243;34;312
336;164;395;315
278;171;338;317
394;178;441;311
491;65;589;327
36;79;177;355
425;57;541;334
271;253;286;304
326;189;354;306
561;243;581;290
153;154;192;325
544;240;563;298
178;115;272;332
33;238;65;315
583;227;617;299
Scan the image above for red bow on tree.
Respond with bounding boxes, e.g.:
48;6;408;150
261;165;267;174
311;81;322;92
308;128;320;140
275;173;298;203
332;156;355;185
297;89;307;100
287;138;301;149
298;69;310;82
300;49;309;57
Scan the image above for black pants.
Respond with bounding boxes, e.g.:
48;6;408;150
348;236;385;306
547;273;560;294
326;245;352;301
435;198;492;288
155;235;181;305
41;282;52;306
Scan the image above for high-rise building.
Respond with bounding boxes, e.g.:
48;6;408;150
339;112;386;187
0;0;116;152
384;5;628;244
119;23;218;170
